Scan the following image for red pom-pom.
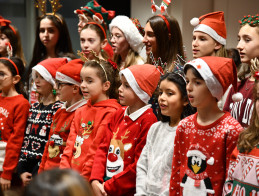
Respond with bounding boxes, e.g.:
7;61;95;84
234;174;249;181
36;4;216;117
161;5;165;13
50;141;55;147
151;4;156;13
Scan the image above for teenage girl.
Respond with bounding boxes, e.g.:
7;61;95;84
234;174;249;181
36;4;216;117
223;73;259;195
80;22;109;60
109;15;144;70
0;57;30;190
60;59;121;179
17;58;66;186
0;17;26;65
191;11;228;59
135;72;195;196
224;14;259;128
143;14;185;72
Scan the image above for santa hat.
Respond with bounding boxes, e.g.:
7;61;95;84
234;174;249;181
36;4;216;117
187;144;214;165
190;11;226;45
119;64;161;104
184;56;243;102
55;59;83;86
32;58;68;86
109;15;144;53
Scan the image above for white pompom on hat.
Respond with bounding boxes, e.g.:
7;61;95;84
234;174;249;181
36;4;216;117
184;56;243;102
190;11;227;45
109;15;144;53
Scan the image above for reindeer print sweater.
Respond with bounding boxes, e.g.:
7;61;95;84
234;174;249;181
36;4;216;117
38;99;87;173
90;105;157;196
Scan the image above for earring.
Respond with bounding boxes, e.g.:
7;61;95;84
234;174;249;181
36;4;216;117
52;89;56;95
101;49;104;52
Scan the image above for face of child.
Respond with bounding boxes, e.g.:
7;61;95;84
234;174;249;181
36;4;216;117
185;68;215;108
158;79;186;119
118;75;140;106
0;33;10;56
143;22;157;57
80;28;103;60
34;72;53;96
192;31;221;58
110;27;130;56
39;18;60;50
80;66;106;104
55;80;74;104
0;62;14;94
237;24;259;64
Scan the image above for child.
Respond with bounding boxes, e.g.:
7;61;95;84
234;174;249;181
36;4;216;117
143;14;185;72
24;168;94;196
0;57;30;190
80;22;109;60
38;59;87;173
223;73;259;195
17;58;66;186
59;59;121;178
190;11;228;58
224;14;259;128
0;17;26;65
135;72;196;196
109;15;144;70
90;64;161;196
169;57;243;195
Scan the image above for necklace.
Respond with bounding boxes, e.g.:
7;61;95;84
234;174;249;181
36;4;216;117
245;79;253;91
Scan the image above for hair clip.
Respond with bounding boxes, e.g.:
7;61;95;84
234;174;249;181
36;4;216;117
151;0;171;14
107;59;117;70
239;14;259;25
149;51;165;75
6;42;13;59
0;18;16;35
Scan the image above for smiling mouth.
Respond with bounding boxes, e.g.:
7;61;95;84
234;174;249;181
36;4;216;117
107;166;121;173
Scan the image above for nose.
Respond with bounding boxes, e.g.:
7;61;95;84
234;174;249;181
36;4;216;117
192;39;198;47
118;84;123;93
237;40;243;51
108;153;118;162
186;82;192;92
159;92;165;101
142;34;148;43
80;81;86;89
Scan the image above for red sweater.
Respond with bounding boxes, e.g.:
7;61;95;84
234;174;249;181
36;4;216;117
59;99;121;178
0;94;30;180
38;100;87;173
90;106;157;196
169;112;243;196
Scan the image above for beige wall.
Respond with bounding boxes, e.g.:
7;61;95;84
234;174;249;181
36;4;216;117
131;0;258;60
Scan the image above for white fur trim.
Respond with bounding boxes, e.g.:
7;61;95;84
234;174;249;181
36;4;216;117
207;157;214;165
0;141;7;171
56;72;80;86
109;15;144;53
120;68;150;104
32;65;55;86
187;150;206;160
193;24;226;45
232;92;243;102
185;58;223;100
190;17;200;26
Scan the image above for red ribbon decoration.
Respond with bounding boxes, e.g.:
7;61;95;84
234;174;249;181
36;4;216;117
107;59;117;70
0;18;16;34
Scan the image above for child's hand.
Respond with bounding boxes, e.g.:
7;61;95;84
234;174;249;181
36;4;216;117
91;180;107;196
0;177;11;191
20;172;32;186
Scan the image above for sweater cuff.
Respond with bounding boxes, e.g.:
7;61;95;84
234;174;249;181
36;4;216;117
1;171;12;180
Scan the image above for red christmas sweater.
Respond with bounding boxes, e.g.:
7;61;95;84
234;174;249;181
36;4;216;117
224;79;254;128
90;105;157;196
38;99;87;173
169;112;243;196
0;94;30;180
59;99;121;177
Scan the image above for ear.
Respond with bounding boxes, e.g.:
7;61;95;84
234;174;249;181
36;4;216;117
214;41;222;50
72;85;80;94
101;38;108;49
102;80;111;92
183;97;189;107
13;75;21;85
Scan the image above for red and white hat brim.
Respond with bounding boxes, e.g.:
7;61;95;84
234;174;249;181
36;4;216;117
56;72;80;86
32;65;55;86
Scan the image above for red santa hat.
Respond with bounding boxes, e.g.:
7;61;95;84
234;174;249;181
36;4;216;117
184;56;243;102
190;11;226;45
56;59;84;86
32;58;68;86
119;64;161;104
187;144;214;165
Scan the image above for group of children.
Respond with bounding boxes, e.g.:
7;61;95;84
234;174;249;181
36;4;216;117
0;0;259;195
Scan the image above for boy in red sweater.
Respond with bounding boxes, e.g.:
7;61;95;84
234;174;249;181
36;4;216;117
38;59;87;173
169;57;243;196
90;64;161;196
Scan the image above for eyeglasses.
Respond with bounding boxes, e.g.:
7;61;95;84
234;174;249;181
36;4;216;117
109;34;123;41
55;81;73;89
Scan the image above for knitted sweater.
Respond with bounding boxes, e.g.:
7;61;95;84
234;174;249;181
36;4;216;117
224;79;254;128
135;121;177;196
17;101;62;174
0;94;30;180
223;146;259;195
169;112;243;196
59;99;121;178
90;105;157;196
38;99;87;173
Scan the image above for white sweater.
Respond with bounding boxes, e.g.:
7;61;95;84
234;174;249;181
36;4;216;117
135;121;177;196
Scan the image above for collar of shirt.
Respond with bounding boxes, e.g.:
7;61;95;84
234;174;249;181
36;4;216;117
61;99;87;112
124;104;151;121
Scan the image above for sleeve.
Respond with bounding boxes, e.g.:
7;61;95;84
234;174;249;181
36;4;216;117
169;128;182;196
223;86;234;112
59;117;78;169
81;111;115;180
1;101;30;180
104;116;157;196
